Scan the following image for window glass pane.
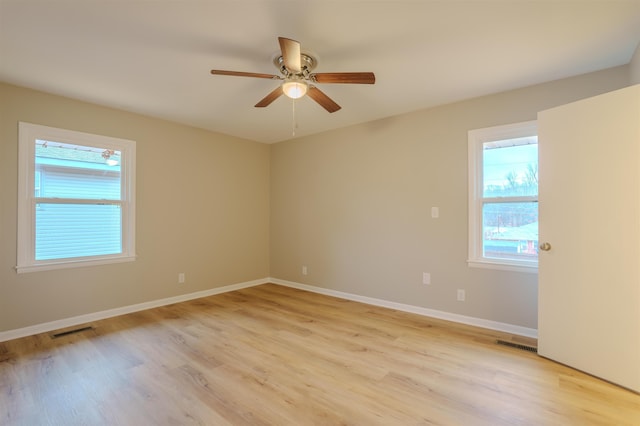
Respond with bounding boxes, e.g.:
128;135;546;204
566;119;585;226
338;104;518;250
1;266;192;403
35;139;121;199
483;137;537;197
482;202;538;261
35;170;41;197
35;203;122;260
17;122;135;272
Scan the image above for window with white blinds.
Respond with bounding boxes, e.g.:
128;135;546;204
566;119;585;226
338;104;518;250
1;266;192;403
17;122;136;273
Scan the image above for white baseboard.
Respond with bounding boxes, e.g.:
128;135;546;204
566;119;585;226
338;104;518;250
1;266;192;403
1;277;537;343
0;278;269;343
270;278;538;339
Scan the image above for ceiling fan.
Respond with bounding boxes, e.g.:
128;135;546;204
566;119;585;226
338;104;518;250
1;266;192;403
210;37;375;113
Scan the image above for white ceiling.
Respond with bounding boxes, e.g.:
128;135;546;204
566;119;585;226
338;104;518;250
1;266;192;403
1;1;639;144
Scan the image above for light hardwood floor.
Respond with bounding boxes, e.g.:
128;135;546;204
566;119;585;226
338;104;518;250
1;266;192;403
1;283;639;425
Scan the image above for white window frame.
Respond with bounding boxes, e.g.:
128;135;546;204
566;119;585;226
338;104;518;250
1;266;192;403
16;122;136;273
468;120;538;273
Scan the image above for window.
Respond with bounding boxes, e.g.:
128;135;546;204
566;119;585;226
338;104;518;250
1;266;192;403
468;121;538;273
17;122;136;273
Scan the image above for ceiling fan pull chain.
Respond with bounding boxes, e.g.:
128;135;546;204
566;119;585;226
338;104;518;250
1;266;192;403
292;98;296;136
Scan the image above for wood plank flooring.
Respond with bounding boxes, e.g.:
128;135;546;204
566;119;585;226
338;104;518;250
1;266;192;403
1;283;639;425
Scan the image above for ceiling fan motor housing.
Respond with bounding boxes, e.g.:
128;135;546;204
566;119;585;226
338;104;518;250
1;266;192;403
274;53;316;78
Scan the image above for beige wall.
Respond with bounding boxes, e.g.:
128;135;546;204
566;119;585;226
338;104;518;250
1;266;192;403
0;83;270;332
0;64;633;334
270;66;630;329
631;42;640;84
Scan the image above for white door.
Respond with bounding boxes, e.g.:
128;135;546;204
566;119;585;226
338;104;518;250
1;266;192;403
537;84;640;393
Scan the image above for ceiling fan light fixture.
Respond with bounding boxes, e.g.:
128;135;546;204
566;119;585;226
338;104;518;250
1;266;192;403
282;80;308;99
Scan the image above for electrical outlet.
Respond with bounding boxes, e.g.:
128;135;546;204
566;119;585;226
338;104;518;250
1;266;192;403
178;273;185;284
423;272;431;285
302;265;308;275
457;289;465;301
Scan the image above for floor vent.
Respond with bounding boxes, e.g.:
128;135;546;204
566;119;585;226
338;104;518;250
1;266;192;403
51;326;94;339
496;339;538;353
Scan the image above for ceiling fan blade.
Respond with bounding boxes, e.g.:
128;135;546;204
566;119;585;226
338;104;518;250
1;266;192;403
211;70;280;80
307;86;341;113
255;86;284;108
310;72;375;84
278;37;301;73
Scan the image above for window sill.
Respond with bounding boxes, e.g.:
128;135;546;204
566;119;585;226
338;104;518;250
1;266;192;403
16;254;136;274
467;259;538;274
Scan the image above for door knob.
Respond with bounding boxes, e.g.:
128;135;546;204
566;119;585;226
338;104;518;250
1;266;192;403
539;242;551;251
